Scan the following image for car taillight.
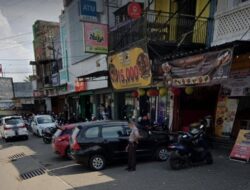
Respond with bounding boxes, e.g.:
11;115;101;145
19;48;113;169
19;125;26;128
4;126;11;130
71;138;80;151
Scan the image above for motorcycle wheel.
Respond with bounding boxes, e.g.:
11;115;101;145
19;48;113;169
169;151;185;170
43;137;51;144
205;152;213;165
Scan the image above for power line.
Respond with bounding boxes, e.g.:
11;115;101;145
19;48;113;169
0;32;32;41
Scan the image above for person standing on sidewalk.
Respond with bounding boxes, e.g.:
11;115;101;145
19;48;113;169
126;121;142;171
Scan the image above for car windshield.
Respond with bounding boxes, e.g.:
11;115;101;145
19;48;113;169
5;117;23;125
37;116;54;124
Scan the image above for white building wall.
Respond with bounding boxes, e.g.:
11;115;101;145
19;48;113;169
60;0;109;92
212;0;250;46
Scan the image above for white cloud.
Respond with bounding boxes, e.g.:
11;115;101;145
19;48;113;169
0;9;33;82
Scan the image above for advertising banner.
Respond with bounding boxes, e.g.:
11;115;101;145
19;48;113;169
230;129;250;162
161;48;233;86
0;78;14;99
75;80;87;92
215;96;238;137
221;76;250;97
108;47;152;89
84;23;108;54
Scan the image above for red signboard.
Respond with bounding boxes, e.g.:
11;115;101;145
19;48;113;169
127;2;142;20
230;130;250;162
75;80;87;92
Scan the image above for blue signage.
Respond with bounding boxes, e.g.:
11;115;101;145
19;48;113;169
80;0;96;17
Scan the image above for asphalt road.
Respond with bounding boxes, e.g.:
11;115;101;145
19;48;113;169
0;134;250;190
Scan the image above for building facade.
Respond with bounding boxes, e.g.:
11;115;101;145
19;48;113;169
211;0;250;139
107;0;214;127
58;0;110;121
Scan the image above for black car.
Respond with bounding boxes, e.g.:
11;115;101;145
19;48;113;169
70;120;170;170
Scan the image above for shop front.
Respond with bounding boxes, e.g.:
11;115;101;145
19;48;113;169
218;52;250;139
161;48;234;135
108;46;170;127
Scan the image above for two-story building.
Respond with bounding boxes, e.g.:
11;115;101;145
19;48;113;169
107;0;214;127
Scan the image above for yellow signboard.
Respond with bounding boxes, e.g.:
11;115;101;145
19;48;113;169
108;47;152;90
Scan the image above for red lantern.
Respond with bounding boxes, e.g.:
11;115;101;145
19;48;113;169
171;88;181;96
147;89;159;97
132;91;139;97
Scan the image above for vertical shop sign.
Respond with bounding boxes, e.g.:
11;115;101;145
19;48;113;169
215;96;238;137
84;23;108;54
80;0;97;22
230;129;250;162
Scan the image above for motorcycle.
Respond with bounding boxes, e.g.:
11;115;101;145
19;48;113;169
168;120;213;170
42;127;58;144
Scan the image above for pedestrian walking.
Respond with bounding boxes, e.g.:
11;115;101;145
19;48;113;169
126;121;142;172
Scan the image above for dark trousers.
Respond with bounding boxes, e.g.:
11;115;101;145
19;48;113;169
128;142;137;170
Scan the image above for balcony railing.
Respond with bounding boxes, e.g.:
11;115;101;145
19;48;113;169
109;10;211;52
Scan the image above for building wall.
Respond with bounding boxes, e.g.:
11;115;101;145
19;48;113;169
60;0;109;92
212;0;250;46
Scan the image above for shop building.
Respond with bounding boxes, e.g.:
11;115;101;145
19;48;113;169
107;0;214;126
210;0;250;140
58;0;110;121
31;20;60;114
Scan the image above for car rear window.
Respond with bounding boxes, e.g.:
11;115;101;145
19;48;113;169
5;117;23;125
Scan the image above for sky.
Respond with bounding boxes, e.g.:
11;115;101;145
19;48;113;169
0;0;63;82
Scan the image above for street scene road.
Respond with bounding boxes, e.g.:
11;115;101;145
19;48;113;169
0;134;249;190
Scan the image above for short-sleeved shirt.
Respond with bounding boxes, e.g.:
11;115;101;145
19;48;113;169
129;126;140;143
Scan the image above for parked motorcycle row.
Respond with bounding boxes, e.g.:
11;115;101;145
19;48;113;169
36;116;213;171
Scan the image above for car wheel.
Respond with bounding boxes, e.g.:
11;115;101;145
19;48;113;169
89;154;106;171
24;136;29;141
155;146;169;161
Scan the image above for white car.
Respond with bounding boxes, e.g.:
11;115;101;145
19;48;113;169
31;115;57;136
0;116;29;141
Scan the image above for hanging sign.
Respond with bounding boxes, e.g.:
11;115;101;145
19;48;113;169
84;22;108;54
230;129;250;162
108;47;152;89
127;2;142;20
162;48;233;86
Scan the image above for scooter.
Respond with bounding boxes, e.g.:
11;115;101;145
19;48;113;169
168;120;213;170
42;127;58;144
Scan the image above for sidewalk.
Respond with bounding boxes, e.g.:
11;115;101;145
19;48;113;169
0;145;73;190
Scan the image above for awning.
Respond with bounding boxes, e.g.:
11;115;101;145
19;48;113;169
77;70;109;80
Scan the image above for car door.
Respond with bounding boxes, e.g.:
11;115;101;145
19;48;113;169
101;125;128;160
77;125;102;153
